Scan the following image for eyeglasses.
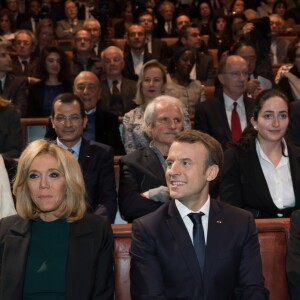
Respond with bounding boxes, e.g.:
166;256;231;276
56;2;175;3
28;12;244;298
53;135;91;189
14;40;32;46
222;71;248;78
54;115;82;124
75;37;91;42
85;27;100;32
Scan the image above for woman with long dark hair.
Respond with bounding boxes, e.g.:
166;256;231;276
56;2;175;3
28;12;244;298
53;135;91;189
220;88;300;218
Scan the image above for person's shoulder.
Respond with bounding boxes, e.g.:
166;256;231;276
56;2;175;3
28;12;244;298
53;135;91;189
82;138;113;154
96;107;119;121
77;213;112;231
290;209;300;224
0;215;27;234
120;147;149;163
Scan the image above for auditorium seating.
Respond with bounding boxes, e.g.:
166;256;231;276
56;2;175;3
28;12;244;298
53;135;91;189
112;218;290;300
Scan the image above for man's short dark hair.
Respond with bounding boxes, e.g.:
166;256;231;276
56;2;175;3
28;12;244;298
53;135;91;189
174;130;224;172
51;93;86;118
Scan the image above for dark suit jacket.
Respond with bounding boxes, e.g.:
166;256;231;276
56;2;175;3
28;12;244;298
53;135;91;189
122;49;156;81
195;93;255;150
118;146;166;222
78;138;117;223
0;106;22;158
100;77;137;116
287;209;300;300
2;73;28;117
150;37;169;64
286;101;300;147
11;55;40;79
195;52;216;85
155;19;177;38
0;214;114;300
219;142;300;218
27;80;72;117
130;199;269;299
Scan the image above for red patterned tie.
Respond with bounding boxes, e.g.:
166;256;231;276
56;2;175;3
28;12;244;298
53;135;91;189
231;102;242;143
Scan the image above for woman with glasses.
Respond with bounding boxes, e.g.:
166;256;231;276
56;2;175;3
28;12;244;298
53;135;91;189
219;88;300;218
27;46;72;117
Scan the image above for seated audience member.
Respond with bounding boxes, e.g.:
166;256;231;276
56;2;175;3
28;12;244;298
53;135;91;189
0;139;114;298
195;55;255;150
0;96;22;158
55;0;83;39
69;29;99;81
83;19;114;56
130;130;269;299
231;41;273;99
220;89;300;218
50;93;117;223
288;0;300;24
46;71;125;155
20;0;42;33
155;1;177;38
27;46;72;117
0;40;28;117
0;8;16;42
123;59;190;153
208;14;233;50
273;0;297;35
138;11;169;64
33;18;56;56
100;46;137;116
122;24;156;81
287;209;300;299
230;0;245;15
0;154;16;218
270;14;290;64
165;47;206;116
114;0;133;38
119;95;185;222
177;23;215;85
11;30;40;79
257;0;277;17
278;37;300;101
6;0;26;28
193;1;213;36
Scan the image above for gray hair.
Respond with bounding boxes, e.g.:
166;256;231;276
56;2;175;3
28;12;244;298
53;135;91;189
143;95;185;137
14;29;37;50
101;45;124;61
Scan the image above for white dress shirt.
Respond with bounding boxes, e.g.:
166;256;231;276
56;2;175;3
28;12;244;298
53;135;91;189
175;197;210;244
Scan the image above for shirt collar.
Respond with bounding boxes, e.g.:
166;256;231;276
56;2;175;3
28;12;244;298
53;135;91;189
56;137;82;158
175;196;210;219
85;107;97;115
223;93;243;110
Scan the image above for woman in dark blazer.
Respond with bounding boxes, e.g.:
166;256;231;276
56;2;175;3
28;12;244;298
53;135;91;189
0;139;114;299
27;46;72;117
219;89;300;218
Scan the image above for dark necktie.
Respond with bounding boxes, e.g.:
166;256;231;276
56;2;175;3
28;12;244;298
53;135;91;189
231;102;242;143
188;212;205;274
67;148;75;155
21;60;27;73
112;80;121;96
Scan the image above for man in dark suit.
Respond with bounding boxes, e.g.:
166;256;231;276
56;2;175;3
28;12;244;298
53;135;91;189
138;11;169;64
122;24;155;81
0;41;28;117
195;55;255;150
155;1;177;38
11;30;40;79
100;46;137;116
130;130;269;299
118;95;185;222
178;23;215;85
50;92;117;223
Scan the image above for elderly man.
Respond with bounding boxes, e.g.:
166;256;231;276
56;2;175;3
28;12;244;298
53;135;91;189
55;0;84;39
130;130;269;299
46;71;125;155
195;55;255;150
100;46;137;116
118;95;185;222
122;23;155;81
11;30;40;79
50;93;117;223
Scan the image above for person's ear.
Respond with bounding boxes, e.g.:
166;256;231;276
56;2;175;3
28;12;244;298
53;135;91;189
206;164;219;182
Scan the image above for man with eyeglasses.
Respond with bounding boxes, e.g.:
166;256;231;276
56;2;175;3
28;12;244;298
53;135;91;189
50;92;117;223
11;30;40;79
118;95;185;222
123;23;155;81
55;0;84;39
70;29;99;80
195;55;255;151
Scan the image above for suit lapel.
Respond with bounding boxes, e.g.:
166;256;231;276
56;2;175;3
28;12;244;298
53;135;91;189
78;138;91;176
1;218;31;299
166;201;204;292
217;96;232;141
288;144;300;209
